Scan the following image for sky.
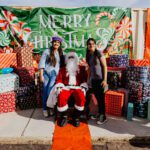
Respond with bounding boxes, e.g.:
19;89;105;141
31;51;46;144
0;0;149;8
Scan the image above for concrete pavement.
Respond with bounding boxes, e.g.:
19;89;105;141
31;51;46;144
0;108;150;149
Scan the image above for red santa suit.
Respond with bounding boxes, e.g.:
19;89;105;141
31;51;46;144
55;52;88;112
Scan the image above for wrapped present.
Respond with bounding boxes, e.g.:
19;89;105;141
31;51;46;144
0;73;19;93
3;46;13;53
134;100;149;118
148;101;150;120
128;81;143;102
110;54;129;67
0;91;16;113
14;67;35;86
127;103;134;121
16;85;35;98
34;72;42;107
107;71;122;89
105;90;124;116
129;59;150;67
35;84;43;108
117;88;129;115
0;53;17;68
126;66;150;83
15;46;33;67
142;82;150;97
17;95;37;110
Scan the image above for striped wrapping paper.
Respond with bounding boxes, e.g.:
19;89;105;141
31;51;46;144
0;73;19;93
0;91;16;113
129;59;150;67
15;46;33;67
110;54;129;67
14;67;35;86
0;53;17;68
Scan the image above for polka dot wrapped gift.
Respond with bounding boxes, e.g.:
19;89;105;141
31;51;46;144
0;91;16;113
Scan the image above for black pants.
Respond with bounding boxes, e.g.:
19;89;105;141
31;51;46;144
86;79;105;115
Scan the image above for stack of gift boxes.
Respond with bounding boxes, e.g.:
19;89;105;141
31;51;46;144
106;54;129;116
107;55;150;119
14;46;38;110
126;65;150;118
0;46;42;113
0;48;19;113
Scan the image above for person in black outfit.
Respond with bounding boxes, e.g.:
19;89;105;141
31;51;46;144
86;38;108;124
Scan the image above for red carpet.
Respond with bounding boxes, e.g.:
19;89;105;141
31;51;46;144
52;120;92;150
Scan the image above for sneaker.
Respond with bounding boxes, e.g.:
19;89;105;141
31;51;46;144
97;114;107;125
49;108;54;116
43;110;49;118
90;114;97;120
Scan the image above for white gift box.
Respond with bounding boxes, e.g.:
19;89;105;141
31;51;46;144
0;73;19;93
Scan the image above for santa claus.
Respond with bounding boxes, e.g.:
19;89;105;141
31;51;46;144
53;51;88;127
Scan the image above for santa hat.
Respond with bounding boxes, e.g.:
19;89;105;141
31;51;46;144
65;51;79;64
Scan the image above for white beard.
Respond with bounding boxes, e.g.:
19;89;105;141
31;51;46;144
66;60;78;85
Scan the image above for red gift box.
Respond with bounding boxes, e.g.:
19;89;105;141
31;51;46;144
129;59;150;67
15;46;33;67
0;92;16;113
105;90;124;117
0;53;17;68
14;67;35;86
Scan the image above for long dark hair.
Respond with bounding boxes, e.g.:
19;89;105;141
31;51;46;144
48;42;63;67
86;38;98;65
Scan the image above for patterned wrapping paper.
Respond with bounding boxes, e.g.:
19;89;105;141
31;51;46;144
126;66;150;83
107;71;122;89
105;90;124;116
14;67;35;86
17;95;37;110
134;100;149;118
129;59;150;67
0;73;19;93
16;85;36;98
128;81;143;102
34;72;43;108
35;84;43;108
109;54;129;67
15;46;33;67
142;82;150;98
0;91;16;113
0;53;17;68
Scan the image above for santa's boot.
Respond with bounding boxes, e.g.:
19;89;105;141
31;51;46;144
58;111;68;127
72;109;82;127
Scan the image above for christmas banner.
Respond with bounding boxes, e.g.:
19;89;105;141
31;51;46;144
0;6;132;58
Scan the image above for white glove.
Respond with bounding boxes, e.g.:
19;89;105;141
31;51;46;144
56;87;63;95
81;87;86;96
